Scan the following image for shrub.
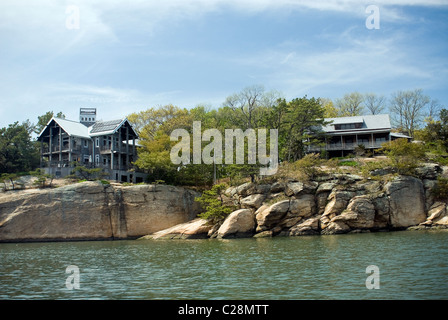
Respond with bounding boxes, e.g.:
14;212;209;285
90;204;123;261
431;177;448;201
195;183;235;223
293;153;323;180
378;139;426;175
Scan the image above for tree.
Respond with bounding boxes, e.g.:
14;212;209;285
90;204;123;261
195;183;235;223
223;85;282;129
389;89;430;137
321;98;338;118
68;165;106;181
0;121;39;173
34;111;65;135
280;96;328;161
419;108;448;153
335;92;365;116
364;93;386;115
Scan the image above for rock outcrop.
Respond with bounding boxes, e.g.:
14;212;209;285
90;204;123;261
0;181;201;242
2;163;448;242
146;163;448;239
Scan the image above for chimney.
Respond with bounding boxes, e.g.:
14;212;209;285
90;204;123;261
79;108;97;127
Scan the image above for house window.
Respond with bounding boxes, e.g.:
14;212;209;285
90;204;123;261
84;140;88;147
335;123;362;130
96;138;99;147
95;154;100;164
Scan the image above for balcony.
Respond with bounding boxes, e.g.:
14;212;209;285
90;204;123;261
308;141;386;152
42;146;82;154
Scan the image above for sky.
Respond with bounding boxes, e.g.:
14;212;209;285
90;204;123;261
1;0;447;129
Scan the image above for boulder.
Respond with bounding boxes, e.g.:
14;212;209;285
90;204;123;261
416;163;442;179
338;196;376;229
280;194;315;228
385;176;427;228
284;182;304;196
240;194;266;209
285;181;318;196
255;200;290;231
143;218;212;240
235;182;255;197
316;182;335;194
270;182;285;193
217;209;255;238
288;216;320;236
420;202;447;227
320;190;355;229
371;195;390;229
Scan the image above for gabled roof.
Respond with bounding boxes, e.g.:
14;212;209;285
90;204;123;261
37;117;139;140
89;118;138;137
37;117;90;140
322;114;391;133
89;119;125;136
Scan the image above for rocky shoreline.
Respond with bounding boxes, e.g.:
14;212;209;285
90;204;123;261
143;163;448;240
1;163;447;242
0;182;201;242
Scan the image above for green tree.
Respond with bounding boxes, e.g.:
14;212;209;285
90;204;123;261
279;96;328;161
335;92;365;117
0;121;39;173
34;111;65;135
195;183;234;223
379;138;426;175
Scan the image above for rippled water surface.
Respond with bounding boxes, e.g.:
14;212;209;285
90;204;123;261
1;230;447;299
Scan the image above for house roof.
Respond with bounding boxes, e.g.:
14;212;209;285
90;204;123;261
322;114;391;134
89;118;138;137
390;132;412;139
38;117;90;139
37;117;139;140
89;119;125;136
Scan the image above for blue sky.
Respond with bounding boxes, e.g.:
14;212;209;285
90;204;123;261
1;0;447;128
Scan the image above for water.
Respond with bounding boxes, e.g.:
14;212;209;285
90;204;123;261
0;230;447;300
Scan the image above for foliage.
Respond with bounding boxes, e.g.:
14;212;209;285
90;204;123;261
31;169;55;188
34;111;65;135
195;183;235;223
67;165;106;181
335;92;365;116
431;177;448;201
378;139;426;175
0;121;39;173
293;153;323;180
274;96;328;161
0;173;18;190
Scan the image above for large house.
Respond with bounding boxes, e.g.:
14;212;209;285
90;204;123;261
37;108;147;182
307;114;411;157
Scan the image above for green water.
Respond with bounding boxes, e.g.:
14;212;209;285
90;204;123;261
0;230;447;300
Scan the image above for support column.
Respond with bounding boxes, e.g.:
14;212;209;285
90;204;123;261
68;136;72;163
40;140;44;168
126;126;129;170
118;129;122;171
49;127;53;165
59;127;62;165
